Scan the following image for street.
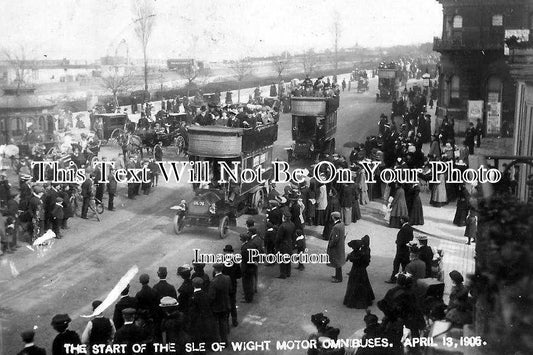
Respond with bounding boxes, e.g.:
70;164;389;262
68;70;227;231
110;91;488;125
0;77;469;354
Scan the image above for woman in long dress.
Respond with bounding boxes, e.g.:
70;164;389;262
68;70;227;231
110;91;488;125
430;172;448;207
409;183;424;225
389;184;409;228
453;184;469;226
343;235;375;309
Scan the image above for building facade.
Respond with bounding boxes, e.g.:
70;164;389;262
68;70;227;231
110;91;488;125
434;0;533;136
509;46;533;202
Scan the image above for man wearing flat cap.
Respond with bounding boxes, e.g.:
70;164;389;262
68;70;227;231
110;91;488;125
327;211;346;283
275;209;296;279
51;314;80;355
114;308;142;355
17;330;46;355
113;284;138;330
51;197;64;239
135;273;160;322
189;277;220;347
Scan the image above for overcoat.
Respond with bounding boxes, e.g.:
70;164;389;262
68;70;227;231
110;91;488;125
327;221;346;268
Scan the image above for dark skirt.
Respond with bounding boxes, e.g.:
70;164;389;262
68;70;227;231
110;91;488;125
389;216;402;228
343;266;375;309
409;196;424;225
453;200;468;227
352;200;361;221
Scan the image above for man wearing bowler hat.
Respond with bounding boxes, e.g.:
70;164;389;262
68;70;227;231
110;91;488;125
135;273;160;322
17;330;46;355
176;265;194;320
222;244;241;326
327;211;346;283
51;314;80;355
209;263;232;343
276;210;296;279
153;267;177;300
417;235;434;278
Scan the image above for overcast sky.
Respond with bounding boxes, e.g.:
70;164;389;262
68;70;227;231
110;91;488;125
0;0;443;62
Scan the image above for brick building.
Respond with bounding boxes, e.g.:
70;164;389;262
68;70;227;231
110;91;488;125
433;0;533;136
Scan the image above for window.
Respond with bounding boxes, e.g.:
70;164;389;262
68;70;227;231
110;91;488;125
492;14;503;27
453;15;463;29
451;76;460;99
487;76;502;103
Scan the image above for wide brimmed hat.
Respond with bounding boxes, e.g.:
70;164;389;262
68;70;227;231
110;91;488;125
159;296;178;308
51;314;71;326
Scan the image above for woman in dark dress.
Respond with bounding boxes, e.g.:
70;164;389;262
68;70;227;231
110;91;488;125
408;183;424;225
389;184;408;228
343;235;375;309
453;184;469;226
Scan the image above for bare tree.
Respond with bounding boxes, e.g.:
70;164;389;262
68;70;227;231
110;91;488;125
272;57;288;81
180;61;208;98
132;0;156;92
229;59;253;103
2;46;30;92
301;49;318;77
101;68;134;111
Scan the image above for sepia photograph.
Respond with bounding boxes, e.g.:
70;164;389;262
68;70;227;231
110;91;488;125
0;0;532;354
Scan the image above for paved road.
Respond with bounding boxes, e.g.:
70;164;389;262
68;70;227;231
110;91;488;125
1;77;401;354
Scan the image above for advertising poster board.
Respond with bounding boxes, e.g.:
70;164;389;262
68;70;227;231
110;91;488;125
467;100;484;124
487;102;501;135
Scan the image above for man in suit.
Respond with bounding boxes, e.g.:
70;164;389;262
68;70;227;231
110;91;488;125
51;314;81;355
114;308;143;355
386;217;414;283
43;184;58;230
113;284;138;330
80;174;94;219
247;227;263;293
209;263;232;343
107;167;117;211
135;274;160;321
327;212;346;283
275;210;296;279
240;233;255;303
153;267;177;299
51;197;64;239
17;330;46;355
176;265;194;322
222;245;241;326
417;235;434;278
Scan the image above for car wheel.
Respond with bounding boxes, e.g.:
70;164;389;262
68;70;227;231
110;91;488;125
252;189;264;212
219;215;229;239
173;214;185;235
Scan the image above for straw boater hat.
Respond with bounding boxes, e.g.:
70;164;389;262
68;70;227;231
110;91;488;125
159;296;178;308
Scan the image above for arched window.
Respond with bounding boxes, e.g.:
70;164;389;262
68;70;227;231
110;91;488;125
492;14;503;27
451;75;460;99
453;15;463;29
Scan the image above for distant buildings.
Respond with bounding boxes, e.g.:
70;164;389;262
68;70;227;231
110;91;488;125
433;0;533;136
0;59;99;85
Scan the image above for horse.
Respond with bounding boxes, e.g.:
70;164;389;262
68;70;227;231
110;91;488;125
116;132;143;160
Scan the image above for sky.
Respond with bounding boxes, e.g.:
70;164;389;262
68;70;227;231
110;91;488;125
0;0;443;62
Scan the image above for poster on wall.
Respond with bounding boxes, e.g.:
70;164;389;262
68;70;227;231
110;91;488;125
486;102;501;135
467;100;484;124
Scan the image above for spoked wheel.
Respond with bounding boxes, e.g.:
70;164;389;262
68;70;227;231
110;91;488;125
173;214;185;235
252;188;265;213
173;135;186;156
218;215;229;239
109;128;124;145
95;202;104;214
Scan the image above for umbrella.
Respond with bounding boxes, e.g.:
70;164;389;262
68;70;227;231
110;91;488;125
343;141;360;148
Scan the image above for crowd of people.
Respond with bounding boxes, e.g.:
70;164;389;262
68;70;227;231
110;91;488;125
290;76;342;98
